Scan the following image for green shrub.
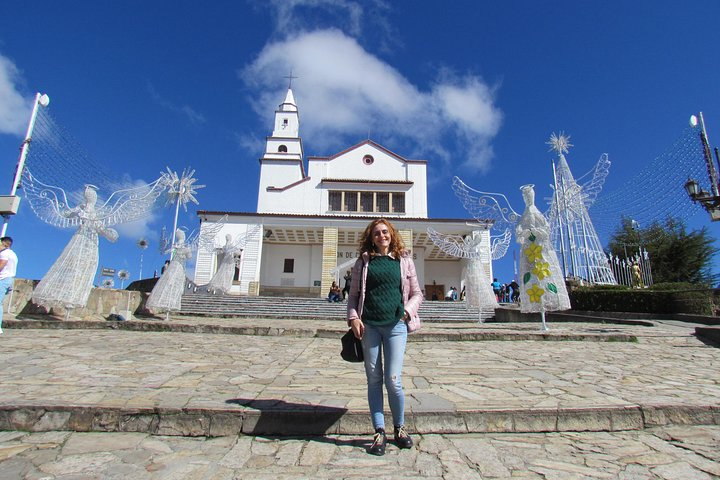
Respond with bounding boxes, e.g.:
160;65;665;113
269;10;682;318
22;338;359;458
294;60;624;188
569;285;714;315
649;282;696;291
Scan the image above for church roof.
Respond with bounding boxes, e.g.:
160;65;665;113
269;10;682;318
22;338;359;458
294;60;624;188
198;210;491;225
320;178;413;185
308;139;427;164
280;88;297;112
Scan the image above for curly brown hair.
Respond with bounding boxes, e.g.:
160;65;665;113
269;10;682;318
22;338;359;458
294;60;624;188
359;218;405;258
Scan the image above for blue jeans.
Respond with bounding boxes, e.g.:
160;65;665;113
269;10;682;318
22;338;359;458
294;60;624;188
0;277;14;329
362;319;408;430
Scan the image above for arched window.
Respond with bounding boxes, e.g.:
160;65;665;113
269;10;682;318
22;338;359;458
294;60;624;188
278;145;288;153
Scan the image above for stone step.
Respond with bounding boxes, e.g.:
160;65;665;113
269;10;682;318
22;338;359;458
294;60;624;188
3;403;710;437
178;293;494;322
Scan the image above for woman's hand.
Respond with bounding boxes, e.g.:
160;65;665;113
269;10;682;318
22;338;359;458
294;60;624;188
350;318;364;339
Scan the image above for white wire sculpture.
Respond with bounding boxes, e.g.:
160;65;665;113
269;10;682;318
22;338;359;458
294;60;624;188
204;226;260;294
22;168;166;318
517;184;571;330
451;176;571;330
147;221;224;319
426;228;499;321
161;167;205;257
136;238;149;280
118;269;130;289
546;133;616;284
452;176;521;262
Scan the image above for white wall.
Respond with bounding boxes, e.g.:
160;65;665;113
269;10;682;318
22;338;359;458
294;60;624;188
258;142;428;217
261;244;318;287
424;260;463;292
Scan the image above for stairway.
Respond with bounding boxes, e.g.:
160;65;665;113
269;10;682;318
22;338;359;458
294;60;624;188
179;292;493;322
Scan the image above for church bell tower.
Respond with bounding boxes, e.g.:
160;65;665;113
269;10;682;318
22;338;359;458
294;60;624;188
257;88;306;213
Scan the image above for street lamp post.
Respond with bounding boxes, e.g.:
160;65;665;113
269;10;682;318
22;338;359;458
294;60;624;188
685;112;720;221
0;92;50;236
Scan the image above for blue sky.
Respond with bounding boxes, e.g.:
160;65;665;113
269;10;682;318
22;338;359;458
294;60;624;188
1;0;719;284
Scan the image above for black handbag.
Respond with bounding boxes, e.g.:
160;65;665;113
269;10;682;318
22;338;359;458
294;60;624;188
341;329;364;362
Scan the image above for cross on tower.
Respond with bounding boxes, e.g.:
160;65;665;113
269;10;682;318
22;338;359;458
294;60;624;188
284;70;299;89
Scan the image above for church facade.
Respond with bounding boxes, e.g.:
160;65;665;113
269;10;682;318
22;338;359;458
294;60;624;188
194;88;492;299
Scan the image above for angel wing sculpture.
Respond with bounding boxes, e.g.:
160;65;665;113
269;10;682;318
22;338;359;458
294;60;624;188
204;225;260;294
22;168;166;313
547;153;611;225
426;227;498;315
147;220;226;317
452;176;520;261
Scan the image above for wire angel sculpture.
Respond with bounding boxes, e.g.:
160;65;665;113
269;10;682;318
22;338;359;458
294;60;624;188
160;167;205;255
546;134;615;284
516;184;571;330
147;221;225;318
452;176;521;261
452;176;570;330
203;225;260;294
426;228;501;321
22;168;166;317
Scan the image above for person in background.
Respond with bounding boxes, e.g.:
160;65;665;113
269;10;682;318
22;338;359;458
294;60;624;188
445;286;454;301
0;237;18;335
509;280;520;303
328;281;342;302
491;278;502;301
347;218;423;456
342;270;352;300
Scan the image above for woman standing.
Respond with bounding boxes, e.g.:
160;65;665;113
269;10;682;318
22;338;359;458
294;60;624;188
347;218;423;456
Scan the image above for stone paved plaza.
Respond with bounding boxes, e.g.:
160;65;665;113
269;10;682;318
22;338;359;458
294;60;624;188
0;314;719;478
1;426;719;479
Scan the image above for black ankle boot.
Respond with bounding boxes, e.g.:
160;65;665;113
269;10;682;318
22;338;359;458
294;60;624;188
394;425;413;449
369;428;387;456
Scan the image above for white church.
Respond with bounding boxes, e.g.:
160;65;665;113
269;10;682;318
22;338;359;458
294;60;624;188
193;88;493;300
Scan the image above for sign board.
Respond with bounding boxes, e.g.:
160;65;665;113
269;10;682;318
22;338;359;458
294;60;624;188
101;268;116;277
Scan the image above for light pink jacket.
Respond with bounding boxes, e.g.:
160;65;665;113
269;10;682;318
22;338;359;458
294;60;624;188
346;251;423;326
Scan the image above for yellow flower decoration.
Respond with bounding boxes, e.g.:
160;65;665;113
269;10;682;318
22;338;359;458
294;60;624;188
527;283;545;303
532;261;551;280
524;244;543;263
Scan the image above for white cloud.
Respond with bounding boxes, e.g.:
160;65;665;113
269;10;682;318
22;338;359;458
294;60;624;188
233;132;265;156
262;0;366;36
115;211;160;240
0;54;32;136
240;29;502;172
147;82;206;126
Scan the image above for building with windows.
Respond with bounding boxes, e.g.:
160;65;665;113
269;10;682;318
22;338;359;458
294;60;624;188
194;88;492;299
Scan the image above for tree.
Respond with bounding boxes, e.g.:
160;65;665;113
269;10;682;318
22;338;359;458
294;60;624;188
607;217;719;286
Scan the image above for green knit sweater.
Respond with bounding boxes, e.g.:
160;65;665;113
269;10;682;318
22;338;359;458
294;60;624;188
362;255;404;326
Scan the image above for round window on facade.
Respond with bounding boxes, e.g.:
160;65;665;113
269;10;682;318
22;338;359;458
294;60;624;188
278;145;288;153
363;155;374;165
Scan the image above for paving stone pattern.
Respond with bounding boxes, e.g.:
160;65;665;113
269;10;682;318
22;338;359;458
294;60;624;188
0;318;719;436
0;426;718;479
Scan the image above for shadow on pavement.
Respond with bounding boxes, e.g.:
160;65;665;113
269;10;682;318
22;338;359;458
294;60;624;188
226;398;353;437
